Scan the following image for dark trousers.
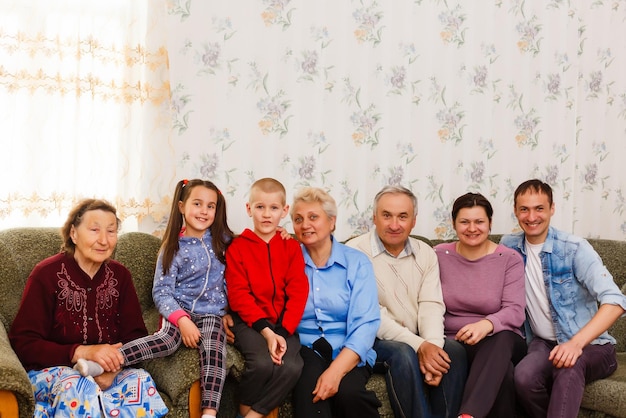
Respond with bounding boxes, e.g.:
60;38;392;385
515;337;617;418
460;330;527;418
232;315;303;415
293;345;381;418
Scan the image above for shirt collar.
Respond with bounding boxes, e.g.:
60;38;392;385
370;230;413;258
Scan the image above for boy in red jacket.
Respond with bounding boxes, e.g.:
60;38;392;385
225;178;309;418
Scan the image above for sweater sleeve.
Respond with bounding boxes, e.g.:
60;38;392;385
485;246;526;333
9;261;75;370
152;252;188;324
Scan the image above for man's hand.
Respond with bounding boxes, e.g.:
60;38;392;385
417;341;451;387
549;340;583;368
178;316;201;348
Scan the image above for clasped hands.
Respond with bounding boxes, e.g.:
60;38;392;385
417;341;451;387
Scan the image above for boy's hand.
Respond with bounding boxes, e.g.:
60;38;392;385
178;316;201;348
261;327;287;365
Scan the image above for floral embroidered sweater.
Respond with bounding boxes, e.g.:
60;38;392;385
9;253;147;370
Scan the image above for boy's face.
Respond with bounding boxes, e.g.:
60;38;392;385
246;190;288;242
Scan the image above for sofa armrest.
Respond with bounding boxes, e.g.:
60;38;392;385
0;323;34;418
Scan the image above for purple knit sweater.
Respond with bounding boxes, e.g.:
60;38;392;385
434;242;526;338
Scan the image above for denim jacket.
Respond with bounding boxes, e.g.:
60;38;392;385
500;226;626;345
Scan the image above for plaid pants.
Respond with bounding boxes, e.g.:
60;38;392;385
120;313;227;410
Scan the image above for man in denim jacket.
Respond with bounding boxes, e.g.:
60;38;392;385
500;179;626;418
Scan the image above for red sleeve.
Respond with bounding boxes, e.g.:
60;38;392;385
279;239;309;334
225;238;270;326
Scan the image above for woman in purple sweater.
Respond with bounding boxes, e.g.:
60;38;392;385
434;193;526;418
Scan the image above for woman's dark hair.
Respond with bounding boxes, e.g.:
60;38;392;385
451;192;494;223
160;179;234;274
61;199;120;256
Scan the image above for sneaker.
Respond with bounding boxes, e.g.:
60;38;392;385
74;358;104;377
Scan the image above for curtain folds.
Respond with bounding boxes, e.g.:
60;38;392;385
0;0;172;231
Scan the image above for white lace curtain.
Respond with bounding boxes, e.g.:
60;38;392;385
0;0;172;231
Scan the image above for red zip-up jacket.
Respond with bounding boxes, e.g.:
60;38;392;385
225;229;308;336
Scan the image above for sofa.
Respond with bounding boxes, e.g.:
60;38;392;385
0;227;624;418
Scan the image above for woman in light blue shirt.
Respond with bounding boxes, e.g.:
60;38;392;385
290;187;381;418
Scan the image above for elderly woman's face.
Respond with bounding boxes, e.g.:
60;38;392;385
70;209;118;269
292;200;335;248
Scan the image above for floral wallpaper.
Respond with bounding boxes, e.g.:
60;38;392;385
161;0;626;241
1;0;625;243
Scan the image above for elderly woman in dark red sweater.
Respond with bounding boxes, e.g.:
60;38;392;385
434;193;526;418
9;199;167;418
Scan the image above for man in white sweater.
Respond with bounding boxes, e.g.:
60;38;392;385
347;185;466;418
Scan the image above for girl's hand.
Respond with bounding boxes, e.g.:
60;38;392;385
455;319;493;345
178;316;201;348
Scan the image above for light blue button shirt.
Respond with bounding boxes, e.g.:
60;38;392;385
501;226;626;345
297;237;380;367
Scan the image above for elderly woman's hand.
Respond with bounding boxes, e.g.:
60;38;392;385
73;342;124;372
94;371;121;390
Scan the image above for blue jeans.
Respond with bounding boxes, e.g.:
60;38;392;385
374;338;467;418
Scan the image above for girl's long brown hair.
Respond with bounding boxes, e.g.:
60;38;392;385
160;179;234;275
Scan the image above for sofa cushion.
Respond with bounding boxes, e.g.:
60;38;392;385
580;352;626;417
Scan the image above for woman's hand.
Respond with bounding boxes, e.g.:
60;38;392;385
94;371;121;390
178;316;201;348
312;366;344;402
455;319;494;345
72;343;124;372
312;348;360;403
276;226;293;240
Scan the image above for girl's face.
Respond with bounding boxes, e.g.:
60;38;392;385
178;186;218;238
453;206;491;248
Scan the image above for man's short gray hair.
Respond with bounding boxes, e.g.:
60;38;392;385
373;185;418;214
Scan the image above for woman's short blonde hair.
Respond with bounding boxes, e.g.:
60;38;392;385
290;187;337;219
